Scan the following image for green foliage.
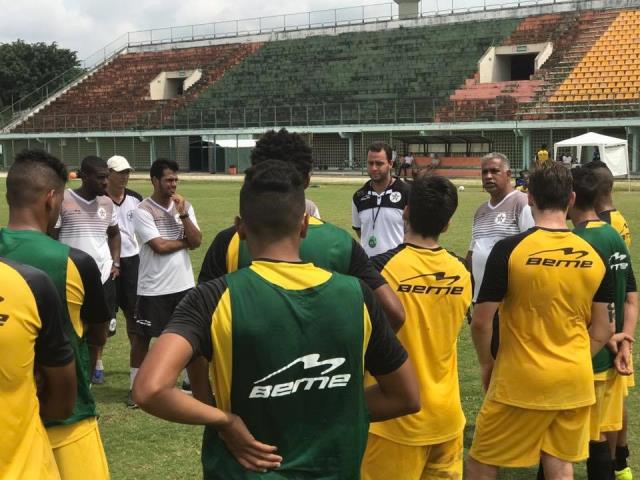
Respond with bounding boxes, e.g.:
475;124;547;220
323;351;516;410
0;40;80;110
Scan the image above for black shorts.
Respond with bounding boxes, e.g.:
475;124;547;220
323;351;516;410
115;255;139;315
134;289;191;338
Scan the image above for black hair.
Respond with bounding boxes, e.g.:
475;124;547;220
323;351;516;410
150;158;179;180
240;160;305;241
79;155;107;174
368;142;393;162
528;162;573;211
409;174;458;237
251;129;313;179
7;150;68;208
571;166;600;210
583;160;614;196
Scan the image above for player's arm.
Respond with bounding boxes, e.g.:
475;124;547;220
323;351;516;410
134;281;282;472
134;208;188;255
353;242;404;331
198;226;235;283
70;249;111;370
174;196;202;250
612;267;638;374
107;224;121;279
471;302;499;391
351;201;362;239
361;281;420;421
30;269;77;420
589;260;616;356
471;236;512;390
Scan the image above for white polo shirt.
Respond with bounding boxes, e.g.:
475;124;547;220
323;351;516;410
112;189;143;259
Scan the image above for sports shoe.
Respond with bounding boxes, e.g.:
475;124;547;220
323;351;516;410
91;369;105;385
127;390;138;409
615;467;633;480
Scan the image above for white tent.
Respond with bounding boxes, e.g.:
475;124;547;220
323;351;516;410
554;132;629;176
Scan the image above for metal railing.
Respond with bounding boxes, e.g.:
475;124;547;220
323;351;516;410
0;0;573;131
10;97;640;134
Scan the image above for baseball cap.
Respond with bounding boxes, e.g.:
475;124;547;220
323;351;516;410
107;155;134;172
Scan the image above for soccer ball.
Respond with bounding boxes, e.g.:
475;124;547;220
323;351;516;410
458;185;465;192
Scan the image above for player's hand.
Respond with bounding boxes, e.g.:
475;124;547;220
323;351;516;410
607;333;634;354
110;265;120;280
614;341;633;376
172;193;187;215
480;363;493;392
218;413;282;472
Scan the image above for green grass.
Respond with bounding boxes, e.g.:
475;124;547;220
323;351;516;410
2;179;639;479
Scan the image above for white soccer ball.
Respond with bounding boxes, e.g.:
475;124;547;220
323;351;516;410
458;185;465;192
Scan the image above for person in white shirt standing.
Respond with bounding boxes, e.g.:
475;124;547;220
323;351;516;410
132;158;202;392
53;155;121;384
106;155;144;407
466;152;534;357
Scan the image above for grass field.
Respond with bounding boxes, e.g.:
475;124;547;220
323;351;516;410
2;177;639;479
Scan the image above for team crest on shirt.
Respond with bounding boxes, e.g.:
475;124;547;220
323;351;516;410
389;191;402;203
97;207;107;219
494;212;507;224
127;210;134;221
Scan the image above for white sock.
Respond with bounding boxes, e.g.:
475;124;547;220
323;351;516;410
130;368;139;389
96;359;104;371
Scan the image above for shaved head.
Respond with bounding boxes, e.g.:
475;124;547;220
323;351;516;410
6;150;68;208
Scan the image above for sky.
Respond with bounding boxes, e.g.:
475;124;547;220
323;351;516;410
0;0;501;58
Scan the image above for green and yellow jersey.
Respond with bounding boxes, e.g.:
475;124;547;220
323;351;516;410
198;217;386;292
0;229;110;432
369;244;472;445
0;258;74;480
573;220;637;374
477;227;614;410
599;209;632;247
167;260;407;479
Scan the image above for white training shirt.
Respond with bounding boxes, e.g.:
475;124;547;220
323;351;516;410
469;190;535;301
305;198;321;219
134;197;199;296
112;189;143;258
56;189;118;284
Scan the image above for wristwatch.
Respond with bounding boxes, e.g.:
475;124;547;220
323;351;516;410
179;213;190;219
113;262;121;268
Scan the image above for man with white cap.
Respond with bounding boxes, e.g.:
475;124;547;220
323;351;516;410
106;155;144;407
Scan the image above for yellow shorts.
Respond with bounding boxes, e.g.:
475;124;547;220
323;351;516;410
47;418;109;480
590;372;625;440
469;398;591;468
361;432;463;480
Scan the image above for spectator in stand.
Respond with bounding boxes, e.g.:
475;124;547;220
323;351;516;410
52;155;121;385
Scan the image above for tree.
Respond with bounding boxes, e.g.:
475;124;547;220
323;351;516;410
0;40;80;111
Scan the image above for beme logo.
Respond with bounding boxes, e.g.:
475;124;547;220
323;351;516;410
249;353;350;399
609;252;629;271
526;247;593;268
397;272;464;295
0;296;8;326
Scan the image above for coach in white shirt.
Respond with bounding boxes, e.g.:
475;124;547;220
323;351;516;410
132;158;202;381
466;152;534;357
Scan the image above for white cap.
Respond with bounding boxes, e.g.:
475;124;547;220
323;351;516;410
107;155;134;172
